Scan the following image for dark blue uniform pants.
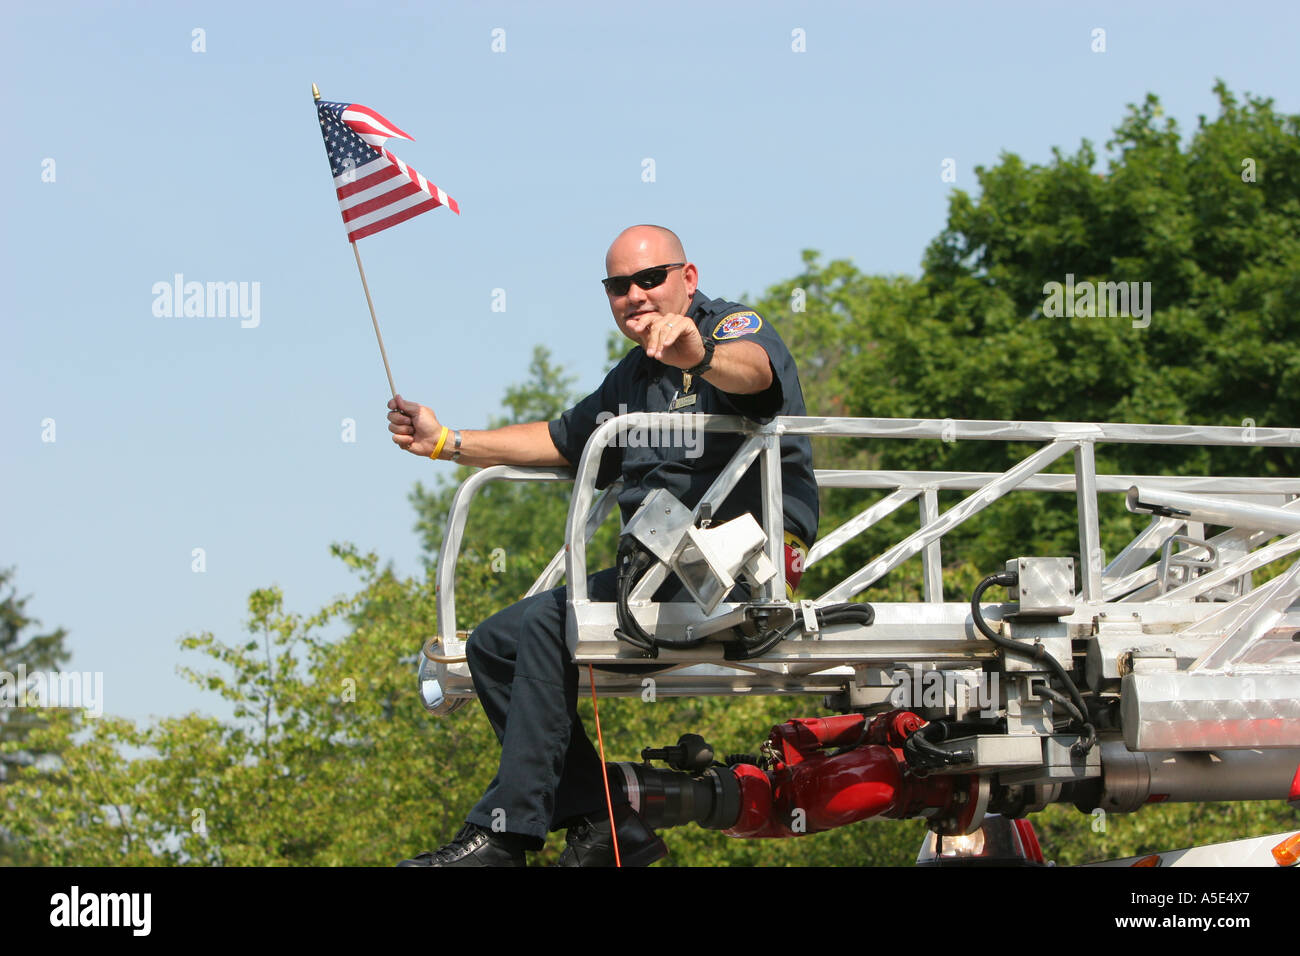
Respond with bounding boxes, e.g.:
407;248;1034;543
465;567;674;845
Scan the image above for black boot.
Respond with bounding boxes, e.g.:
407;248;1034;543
397;823;528;867
556;804;668;867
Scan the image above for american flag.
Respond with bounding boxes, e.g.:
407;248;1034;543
317;99;459;241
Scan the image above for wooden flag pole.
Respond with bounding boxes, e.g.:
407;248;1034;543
351;240;399;398
315;83;398;399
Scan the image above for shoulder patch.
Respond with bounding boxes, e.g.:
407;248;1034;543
712;311;763;340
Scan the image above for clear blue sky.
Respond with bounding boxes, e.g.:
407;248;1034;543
3;0;1297;725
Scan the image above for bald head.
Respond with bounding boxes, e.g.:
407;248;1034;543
605;224;686;274
602;224;698;338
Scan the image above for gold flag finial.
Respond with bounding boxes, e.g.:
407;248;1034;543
312;83;321;102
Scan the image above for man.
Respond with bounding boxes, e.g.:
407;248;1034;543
386;225;818;866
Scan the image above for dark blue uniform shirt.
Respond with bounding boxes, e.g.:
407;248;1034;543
548;291;819;547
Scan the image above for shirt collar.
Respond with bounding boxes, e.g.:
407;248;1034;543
686;290;712;325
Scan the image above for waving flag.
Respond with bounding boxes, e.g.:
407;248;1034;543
317;98;459;241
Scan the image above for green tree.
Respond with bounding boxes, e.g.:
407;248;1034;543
752;82;1300;598
1;547;505;866
0;566;73;865
907;80;1298;475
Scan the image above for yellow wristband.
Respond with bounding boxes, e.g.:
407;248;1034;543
430;426;449;460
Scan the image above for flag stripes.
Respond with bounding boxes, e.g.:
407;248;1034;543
316;97;458;242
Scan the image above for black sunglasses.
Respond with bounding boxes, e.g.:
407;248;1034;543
601;262;686;296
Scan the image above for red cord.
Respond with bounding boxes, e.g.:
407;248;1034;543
587;663;621;868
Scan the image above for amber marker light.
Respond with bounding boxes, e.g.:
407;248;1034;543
1271;832;1300;867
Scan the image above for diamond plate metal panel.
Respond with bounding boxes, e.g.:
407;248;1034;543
1121;673;1300;750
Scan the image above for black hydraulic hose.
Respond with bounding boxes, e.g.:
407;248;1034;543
903;720;976;769
613;544;658;657
936;719;1005;738
613;537;876;660
731;601;876;660
612;539;715;656
1033;684;1086;729
970;572;1096;756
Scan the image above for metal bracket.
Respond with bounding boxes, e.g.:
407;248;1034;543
800;600;820;636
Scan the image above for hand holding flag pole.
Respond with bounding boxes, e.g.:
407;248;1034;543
313;83;459;397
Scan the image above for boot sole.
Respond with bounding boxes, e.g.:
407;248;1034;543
619;836;668;867
556;835;669;867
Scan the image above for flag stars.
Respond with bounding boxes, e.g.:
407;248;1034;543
316;98;459;232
